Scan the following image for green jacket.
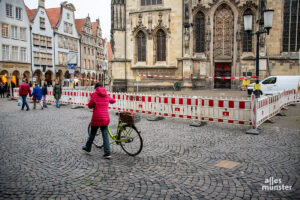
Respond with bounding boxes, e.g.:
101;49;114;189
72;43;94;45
53;84;62;99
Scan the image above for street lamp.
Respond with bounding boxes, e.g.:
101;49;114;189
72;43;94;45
244;9;274;98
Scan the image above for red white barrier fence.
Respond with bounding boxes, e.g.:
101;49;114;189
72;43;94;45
138;74;258;80
13;88;297;130
254;90;296;128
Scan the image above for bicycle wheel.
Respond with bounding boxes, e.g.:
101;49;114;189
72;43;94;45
118;124;143;156
87;123;102;147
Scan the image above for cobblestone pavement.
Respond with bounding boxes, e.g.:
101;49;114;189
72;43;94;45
0;98;299;200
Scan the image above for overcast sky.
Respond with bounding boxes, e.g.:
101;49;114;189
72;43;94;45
24;0;111;40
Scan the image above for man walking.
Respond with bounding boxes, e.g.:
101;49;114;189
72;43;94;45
42;81;48;108
31;83;43;110
53;80;62;108
19;79;31;111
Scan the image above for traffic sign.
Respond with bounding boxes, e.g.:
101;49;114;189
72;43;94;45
254;83;261;90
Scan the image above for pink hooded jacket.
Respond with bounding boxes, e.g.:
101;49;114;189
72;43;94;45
88;87;116;126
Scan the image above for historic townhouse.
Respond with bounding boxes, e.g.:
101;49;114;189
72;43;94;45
92;19;107;84
0;0;31;86
76;17;107;86
27;0;54;86
75;16;96;86
111;0;300;92
48;2;79;85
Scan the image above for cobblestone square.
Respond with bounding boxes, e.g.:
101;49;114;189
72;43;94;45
0;98;299;199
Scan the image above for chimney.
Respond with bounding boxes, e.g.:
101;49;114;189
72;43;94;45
39;0;45;8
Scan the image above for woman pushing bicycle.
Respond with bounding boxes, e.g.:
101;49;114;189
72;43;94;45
82;82;116;159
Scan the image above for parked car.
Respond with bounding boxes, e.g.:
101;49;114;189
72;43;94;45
247;76;300;95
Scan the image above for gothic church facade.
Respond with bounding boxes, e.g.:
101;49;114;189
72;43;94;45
111;0;300;92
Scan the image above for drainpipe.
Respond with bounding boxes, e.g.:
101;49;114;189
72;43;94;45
53;31;56;84
181;0;184;82
30;25;33;82
79;37;82;86
124;2;127;92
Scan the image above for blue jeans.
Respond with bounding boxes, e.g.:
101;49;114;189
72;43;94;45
21;95;29;109
86;126;110;155
56;98;60;108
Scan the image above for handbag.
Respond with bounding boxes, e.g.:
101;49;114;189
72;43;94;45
32;96;36;101
18;98;23;106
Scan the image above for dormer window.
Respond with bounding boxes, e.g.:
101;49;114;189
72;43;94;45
40;17;45;30
141;0;162;6
67;13;70;19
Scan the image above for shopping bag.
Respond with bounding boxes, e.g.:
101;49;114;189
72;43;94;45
18;98;23;106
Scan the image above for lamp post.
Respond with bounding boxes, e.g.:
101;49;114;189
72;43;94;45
244;9;274;98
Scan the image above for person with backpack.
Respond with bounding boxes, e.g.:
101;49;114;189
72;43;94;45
19;79;31;111
42;81;48;108
82;82;116;159
31;83;43;110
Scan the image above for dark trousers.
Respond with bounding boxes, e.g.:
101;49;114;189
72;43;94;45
86;126;110;155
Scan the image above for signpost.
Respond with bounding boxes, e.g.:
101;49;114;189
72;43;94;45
68;64;75;88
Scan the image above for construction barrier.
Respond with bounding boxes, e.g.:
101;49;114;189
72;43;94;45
254;90;296;128
138;73;259;80
13;87;297;130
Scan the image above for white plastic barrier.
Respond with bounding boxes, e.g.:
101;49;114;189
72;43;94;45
200;96;253;125
12;87;297;129
255;96;270;127
254;89;296;129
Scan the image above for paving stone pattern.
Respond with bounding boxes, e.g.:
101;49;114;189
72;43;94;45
0;98;299;199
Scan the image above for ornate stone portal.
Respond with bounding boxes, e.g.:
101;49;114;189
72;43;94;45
214;4;234;60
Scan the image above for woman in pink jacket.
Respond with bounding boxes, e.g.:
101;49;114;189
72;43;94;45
82;82;116;159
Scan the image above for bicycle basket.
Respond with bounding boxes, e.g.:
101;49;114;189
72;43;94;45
119;111;141;125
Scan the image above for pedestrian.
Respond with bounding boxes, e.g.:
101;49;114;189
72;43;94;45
31;83;43;110
4;82;8;97
6;81;10;98
11;80;15;97
53;80;62;108
42;81;48;108
82;82;116;159
19;79;31;111
0;82;4;98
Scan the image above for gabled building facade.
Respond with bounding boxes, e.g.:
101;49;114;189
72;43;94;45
76;16;96;86
93;19;107;85
0;0;31;87
28;0;54;86
50;2;79;86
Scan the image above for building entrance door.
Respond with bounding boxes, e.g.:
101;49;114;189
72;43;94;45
214;63;231;89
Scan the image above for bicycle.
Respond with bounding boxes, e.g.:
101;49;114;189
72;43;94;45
88;111;143;156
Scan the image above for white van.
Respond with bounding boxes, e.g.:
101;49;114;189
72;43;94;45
247;76;300;95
